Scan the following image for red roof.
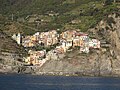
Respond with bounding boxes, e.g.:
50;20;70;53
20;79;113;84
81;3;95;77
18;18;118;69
75;32;88;36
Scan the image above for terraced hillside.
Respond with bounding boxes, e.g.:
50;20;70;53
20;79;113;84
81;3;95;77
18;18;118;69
0;30;26;55
0;0;119;52
0;0;120;75
0;0;119;35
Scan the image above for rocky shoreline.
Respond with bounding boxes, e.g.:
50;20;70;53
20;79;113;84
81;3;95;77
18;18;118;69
0;69;120;78
0;63;120;77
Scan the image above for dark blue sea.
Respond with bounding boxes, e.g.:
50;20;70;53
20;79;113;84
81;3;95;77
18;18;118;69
0;74;120;90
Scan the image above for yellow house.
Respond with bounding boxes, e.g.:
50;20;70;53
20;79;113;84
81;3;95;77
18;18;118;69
73;38;80;47
31;36;37;41
25;57;30;64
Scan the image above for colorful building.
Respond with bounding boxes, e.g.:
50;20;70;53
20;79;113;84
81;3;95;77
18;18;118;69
13;30;101;66
25;50;46;65
89;39;100;49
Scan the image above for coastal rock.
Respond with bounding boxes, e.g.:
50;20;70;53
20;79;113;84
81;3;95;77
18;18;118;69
99;54;112;76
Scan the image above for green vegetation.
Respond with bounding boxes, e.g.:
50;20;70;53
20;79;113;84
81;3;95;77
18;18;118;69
0;0;119;35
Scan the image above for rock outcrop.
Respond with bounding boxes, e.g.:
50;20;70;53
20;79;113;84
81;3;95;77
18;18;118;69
34;13;120;77
87;13;120;76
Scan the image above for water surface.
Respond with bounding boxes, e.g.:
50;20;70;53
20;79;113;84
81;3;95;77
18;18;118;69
0;74;120;90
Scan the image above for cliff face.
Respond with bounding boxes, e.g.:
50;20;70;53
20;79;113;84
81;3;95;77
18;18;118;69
0;14;120;76
90;13;120;76
33;13;120;76
105;14;120;76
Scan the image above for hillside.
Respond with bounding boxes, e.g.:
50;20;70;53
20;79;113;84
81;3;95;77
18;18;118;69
0;0;98;15
0;0;120;75
0;30;26;54
33;13;120;76
0;0;119;35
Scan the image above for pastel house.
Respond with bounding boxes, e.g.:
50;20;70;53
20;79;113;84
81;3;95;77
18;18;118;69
73;38;80;47
55;45;66;54
89;39;100;49
60;30;76;40
25;50;46;65
80;46;90;53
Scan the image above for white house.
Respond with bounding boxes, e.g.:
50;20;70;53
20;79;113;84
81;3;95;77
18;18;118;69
89;39;100;49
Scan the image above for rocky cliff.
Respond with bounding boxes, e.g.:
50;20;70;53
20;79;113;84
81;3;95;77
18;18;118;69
0;13;120;77
32;13;120;77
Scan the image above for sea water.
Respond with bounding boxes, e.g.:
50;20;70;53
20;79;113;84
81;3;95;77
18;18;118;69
0;74;120;90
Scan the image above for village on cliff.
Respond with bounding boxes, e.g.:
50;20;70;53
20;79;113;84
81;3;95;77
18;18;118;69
12;30;100;67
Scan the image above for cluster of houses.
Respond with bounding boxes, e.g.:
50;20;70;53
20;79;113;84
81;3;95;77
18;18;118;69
12;30;100;66
22;30;58;47
24;50;47;66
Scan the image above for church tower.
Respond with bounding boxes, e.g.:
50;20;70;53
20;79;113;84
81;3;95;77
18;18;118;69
16;33;21;45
